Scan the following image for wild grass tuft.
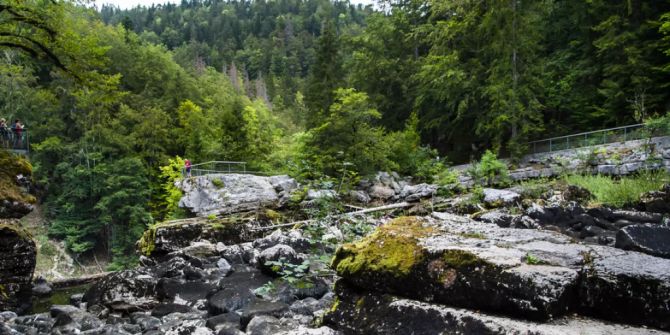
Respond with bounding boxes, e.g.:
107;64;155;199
563;170;669;207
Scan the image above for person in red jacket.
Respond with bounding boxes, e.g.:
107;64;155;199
184;159;192;177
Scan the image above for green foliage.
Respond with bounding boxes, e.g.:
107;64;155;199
306;88;394;177
265;257;313;287
563;171;670;207
467;150;511;187
155;156;187;221
211;179;224;189
524;253;546;265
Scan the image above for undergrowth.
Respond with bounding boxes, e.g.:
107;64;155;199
563;170;669;207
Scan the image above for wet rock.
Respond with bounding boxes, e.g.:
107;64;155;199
615;224;670;259
245;315;292;335
151;303;197;318
131;313;161;331
324;281;667;335
206;313;241;331
178;174;297;217
83;269;158;313
482;188;520;206
70;293;84;307
0;220;36;313
216;258;232;275
31;277;53;296
578;247;670;330
240;299;289;326
156;278;217;303
208;268;273;315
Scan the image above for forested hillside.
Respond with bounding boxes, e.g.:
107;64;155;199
2;0;670;269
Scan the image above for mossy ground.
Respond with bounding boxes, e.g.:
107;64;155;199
331;216;436;278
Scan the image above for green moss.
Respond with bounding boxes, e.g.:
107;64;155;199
331;216;435;278
0;222;33;241
137;225;157;256
0;150;34;204
211;178;225;188
459;232;486;239
442;250;484;268
264;209;282;221
329;297;340;313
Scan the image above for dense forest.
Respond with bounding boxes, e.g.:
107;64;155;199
2;0;670;268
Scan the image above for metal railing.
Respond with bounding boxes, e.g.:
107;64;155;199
0;128;29;153
527;124;667;154
185;160;269;177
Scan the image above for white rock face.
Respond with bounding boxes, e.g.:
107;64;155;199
482;188;521;205
178;174;298;217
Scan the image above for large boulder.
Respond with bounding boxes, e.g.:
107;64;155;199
330;214;670;329
615;224;670;259
639;184;670;213
0;220;36;313
178;174;298;217
138;219;260;259
325;281;668;335
83;269;159;313
0;151;35;219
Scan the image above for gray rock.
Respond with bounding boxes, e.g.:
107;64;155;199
31;278;52;297
178;174;297;217
368;185;395;200
208;269;273;315
216;258;232;274
611;210;663;224
477;209;515;228
482;188;520;206
180;241;219;258
240;299;289;326
325;281;668;335
245;315;285;335
615;224;670;258
347;190;370;204
253;230;311;253
0;220;36;313
399;183;437;202
331;213;670;329
83;270;158;312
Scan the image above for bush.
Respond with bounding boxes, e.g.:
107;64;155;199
563;170;669;207
386;113;445;182
467;150;511;187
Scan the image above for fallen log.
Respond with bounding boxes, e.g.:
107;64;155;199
251;201;412;232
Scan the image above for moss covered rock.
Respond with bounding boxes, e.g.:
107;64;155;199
0;219;36;313
0;150;35;218
330;213;670;330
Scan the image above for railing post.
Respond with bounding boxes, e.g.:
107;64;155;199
549;138;552;152
624;127;627;142
566;137;569;150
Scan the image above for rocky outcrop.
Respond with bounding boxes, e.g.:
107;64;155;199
615;224;670;259
0;151;35;219
137;218;262;259
329;214;670;330
0;219;36;313
3;229;338;334
456;136;670;187
178;174;299;217
640;183;670;213
325;281;668;335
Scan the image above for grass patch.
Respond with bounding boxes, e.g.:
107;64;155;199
563;171;669;207
515;178;553;199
